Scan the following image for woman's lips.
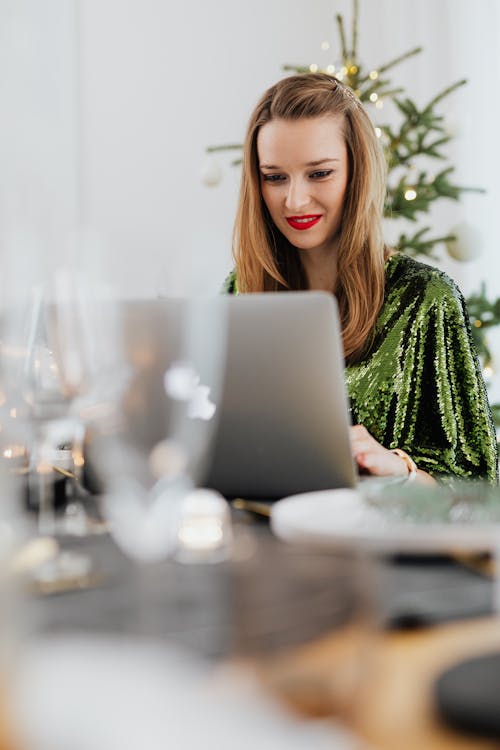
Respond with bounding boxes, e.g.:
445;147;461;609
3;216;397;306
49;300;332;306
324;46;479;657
285;215;322;230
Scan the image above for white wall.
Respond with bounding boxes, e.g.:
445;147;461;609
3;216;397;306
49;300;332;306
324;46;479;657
0;0;79;285
1;0;500;302
78;0;342;296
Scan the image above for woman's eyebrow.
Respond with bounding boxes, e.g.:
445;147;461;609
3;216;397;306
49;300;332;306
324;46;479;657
259;157;340;169
306;158;340;166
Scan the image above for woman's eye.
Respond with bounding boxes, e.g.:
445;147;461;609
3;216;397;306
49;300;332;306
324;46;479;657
262;173;286;182
310;170;334;180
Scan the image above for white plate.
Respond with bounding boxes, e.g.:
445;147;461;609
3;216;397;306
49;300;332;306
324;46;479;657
270;489;500;553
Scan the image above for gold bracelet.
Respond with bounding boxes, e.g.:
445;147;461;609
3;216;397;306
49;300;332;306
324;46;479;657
391;448;418;482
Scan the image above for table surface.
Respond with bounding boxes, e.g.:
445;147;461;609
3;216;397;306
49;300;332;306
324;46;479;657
256;615;500;750
2;523;500;750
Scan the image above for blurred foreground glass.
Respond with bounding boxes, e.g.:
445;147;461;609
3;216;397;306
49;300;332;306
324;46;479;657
0;266;126;582
230;533;377;729
90;297;228;563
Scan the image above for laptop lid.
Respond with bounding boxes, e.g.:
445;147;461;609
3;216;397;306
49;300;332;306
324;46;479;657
204;292;356;499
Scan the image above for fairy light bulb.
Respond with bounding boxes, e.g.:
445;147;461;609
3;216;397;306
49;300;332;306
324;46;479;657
326;64;335;74
405;189;417;201
369;92;378;103
375;127;382;138
309;63;319;73
483;365;494;378
369;70;379;80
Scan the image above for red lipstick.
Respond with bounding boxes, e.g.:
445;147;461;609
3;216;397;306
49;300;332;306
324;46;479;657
286;215;322;230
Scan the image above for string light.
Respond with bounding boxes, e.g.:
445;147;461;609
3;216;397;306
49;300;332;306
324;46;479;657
369;92;378;102
326;64;335;74
404;189;417;201
374;127;382;138
474;319;482;328
321;41;330;51
309;63;319;73
483;365;494;378
369;70;379;80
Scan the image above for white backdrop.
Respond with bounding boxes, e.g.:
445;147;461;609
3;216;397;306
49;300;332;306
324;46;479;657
1;0;499;302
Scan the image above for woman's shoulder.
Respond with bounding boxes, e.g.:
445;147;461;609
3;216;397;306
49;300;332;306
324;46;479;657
385;253;463;302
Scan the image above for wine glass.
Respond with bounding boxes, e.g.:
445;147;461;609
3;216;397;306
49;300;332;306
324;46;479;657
43;268;128;535
0;265;126;583
91;295;228;564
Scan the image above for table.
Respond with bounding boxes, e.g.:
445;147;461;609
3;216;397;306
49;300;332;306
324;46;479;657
255;616;500;750
2;525;500;750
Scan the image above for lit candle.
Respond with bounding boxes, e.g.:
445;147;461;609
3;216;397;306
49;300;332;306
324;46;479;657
174;489;232;564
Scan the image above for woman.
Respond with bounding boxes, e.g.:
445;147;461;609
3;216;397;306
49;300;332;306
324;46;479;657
224;73;498;484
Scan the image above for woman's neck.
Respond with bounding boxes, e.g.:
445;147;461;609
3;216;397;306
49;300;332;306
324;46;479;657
300;248;337;292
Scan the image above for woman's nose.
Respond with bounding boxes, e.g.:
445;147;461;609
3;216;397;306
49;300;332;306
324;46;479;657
284;179;310;212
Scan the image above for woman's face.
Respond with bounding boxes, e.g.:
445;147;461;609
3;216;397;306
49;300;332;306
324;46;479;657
257;115;349;256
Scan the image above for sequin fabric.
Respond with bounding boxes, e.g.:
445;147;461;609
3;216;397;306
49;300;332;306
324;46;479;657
222;254;498;483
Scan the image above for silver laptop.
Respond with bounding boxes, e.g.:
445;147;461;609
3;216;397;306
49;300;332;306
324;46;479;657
118;292;357;501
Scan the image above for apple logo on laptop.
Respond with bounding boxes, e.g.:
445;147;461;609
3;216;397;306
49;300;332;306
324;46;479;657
163;361;216;421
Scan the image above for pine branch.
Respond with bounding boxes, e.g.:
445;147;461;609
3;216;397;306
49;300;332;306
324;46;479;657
207;143;243;153
351;0;359;59
423;79;468;113
282;64;311;74
368;86;405;99
376;46;422;75
384;166;481;221
395;227;455;259
336;13;349;60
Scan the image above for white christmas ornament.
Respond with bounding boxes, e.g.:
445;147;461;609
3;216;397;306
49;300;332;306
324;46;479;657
200;156;223;187
445;222;483;262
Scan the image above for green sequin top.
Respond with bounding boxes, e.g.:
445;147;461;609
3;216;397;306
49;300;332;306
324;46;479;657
223;254;498;483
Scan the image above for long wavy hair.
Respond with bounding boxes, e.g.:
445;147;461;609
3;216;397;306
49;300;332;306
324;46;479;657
232;73;389;363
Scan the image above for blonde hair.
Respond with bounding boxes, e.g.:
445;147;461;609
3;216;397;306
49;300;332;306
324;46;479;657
232;73;388;363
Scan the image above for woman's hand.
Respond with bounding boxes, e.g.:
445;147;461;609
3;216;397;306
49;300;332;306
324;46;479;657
350;424;406;477
349;424;436;485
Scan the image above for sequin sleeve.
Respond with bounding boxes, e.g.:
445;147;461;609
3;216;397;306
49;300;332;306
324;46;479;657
221;269;237;294
346;255;498;483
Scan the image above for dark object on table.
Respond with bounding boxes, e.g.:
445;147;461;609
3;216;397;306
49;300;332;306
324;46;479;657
382;555;493;629
25;473;68;512
434;652;500;738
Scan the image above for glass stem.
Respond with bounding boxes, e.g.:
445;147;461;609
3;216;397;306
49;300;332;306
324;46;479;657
32;455;55;536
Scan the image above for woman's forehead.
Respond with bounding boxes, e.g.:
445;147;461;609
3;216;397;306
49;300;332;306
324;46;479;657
257;115;346;166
